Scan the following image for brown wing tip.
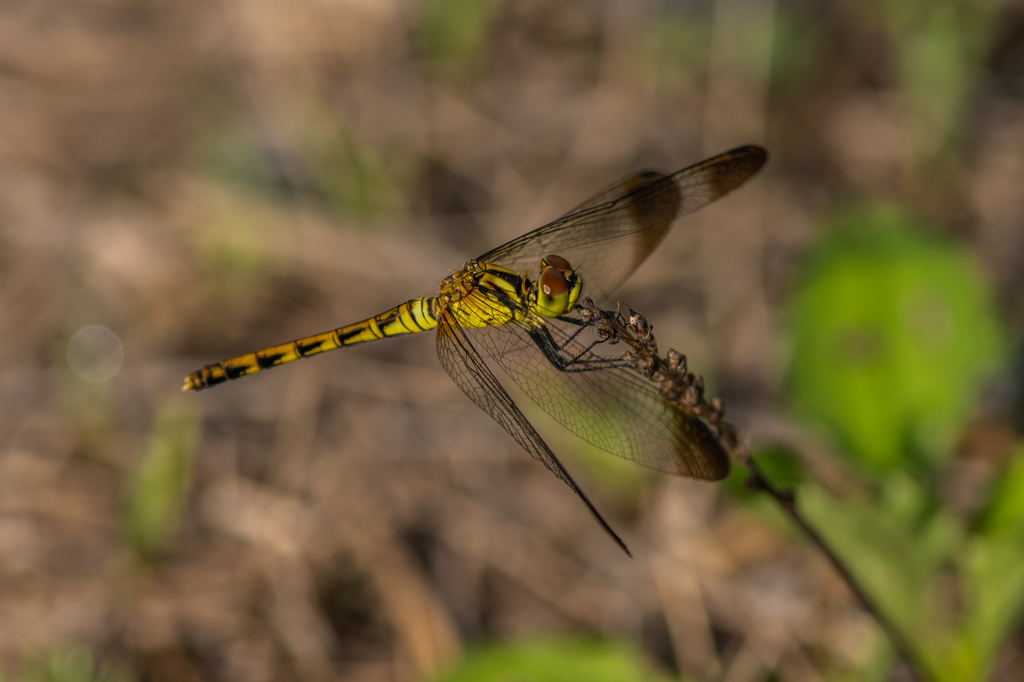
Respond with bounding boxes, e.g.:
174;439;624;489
684;439;731;480
702;443;732;480
711;145;769;194
675;411;733;480
726;144;769;163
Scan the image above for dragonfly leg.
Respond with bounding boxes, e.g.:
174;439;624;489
554;311;630;364
529;325;629;373
553;314;591;346
552;314;617;358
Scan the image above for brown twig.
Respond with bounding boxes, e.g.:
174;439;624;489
576;297;933;682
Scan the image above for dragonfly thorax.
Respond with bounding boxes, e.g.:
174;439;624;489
439;260;518;302
435;260;530;329
434;257;582;329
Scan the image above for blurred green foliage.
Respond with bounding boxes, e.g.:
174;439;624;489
955;444;1024;677
198;113;404;223
769;10;825;88
193;188;287;288
60;378;116;464
789;202;1005;474
726;447;804;502
801;454;1024;682
418;0;501;79
802;475;961;655
783;201;1020;681
18;647;129;682
124;398;201;560
301;118;405;221
196;121;283;200
643;9;711;94
723;449;810;542
426;636;679;682
978;446;1024;536
868;0;995;160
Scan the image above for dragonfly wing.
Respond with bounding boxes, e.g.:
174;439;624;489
435;312;631;555
464;317;731;480
477;145;767;303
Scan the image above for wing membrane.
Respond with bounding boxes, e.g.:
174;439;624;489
477;145;767;303
435;312;631;555
464;317;731;480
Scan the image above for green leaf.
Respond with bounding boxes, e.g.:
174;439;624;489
977;444;1024;537
27;648;95;682
24;647;131;682
426;637;679;682
950;531;1024;681
125;398;201;560
752;447;804;490
799;460;1024;682
723;447;803;505
788;203;1005;474
936;444;1024;681
801;472;962;647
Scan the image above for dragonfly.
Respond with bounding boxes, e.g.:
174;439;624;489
184;145;768;555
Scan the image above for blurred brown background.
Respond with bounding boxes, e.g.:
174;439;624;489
2;0;1024;680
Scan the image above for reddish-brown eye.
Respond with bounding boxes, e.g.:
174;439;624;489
544;254;572;273
540;267;569;296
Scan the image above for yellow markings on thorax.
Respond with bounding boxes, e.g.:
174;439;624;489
443;262;533;329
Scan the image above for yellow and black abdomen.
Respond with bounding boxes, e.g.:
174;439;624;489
183;298;438;391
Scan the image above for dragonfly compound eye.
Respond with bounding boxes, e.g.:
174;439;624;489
541;254;573;275
537;267;571;317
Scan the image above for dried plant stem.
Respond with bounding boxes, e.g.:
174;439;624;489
576;298;932;682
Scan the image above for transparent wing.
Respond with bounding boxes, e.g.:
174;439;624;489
464;316;731;480
477;145;767;303
435;312;631;555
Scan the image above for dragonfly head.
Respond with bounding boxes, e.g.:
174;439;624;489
535;254;582;317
